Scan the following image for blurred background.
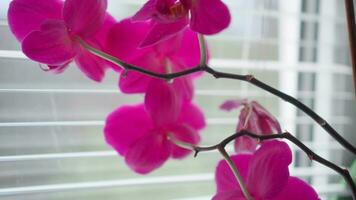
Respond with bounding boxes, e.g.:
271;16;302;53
0;0;355;199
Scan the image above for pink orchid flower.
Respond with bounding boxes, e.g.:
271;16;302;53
104;100;205;174
221;99;282;153
131;0;231;46
106;19;203;95
105;77;205;174
8;0;115;81
213;140;319;200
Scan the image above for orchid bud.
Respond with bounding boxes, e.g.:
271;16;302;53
221;100;281;153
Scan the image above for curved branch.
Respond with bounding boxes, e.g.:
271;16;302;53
168;134;254;200
79;39;356;155
204;66;356;155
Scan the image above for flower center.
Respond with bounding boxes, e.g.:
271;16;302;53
169;2;187;18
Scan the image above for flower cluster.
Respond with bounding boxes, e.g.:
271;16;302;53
7;0;321;199
9;0;209;174
103;11;207;174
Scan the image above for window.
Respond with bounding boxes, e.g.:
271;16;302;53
0;0;354;199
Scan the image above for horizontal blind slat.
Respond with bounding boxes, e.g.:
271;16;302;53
0;50;352;74
0;141;345;162
0;174;214;196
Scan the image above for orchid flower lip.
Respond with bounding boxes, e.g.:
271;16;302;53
168;2;188;19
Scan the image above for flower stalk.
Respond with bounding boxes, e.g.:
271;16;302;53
79;38;356;155
168;134;254;200
198;34;207;66
218;147;254;200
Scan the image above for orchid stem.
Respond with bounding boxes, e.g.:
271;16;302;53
168;135;253;200
198;34;207;66
77;38;127;68
218;147;254;200
167;135;195;150
79;37;356;155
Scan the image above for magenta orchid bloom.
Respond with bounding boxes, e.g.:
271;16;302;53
213;140;319;200
106;19;203;95
131;0;231;46
104;101;205;174
221;100;282;153
8;0;115;81
105;76;205;174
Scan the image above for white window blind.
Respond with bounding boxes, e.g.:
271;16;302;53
0;0;354;199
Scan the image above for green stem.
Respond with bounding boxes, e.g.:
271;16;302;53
218;147;254;200
167;134;195;149
77;38;127;69
198;34;207;66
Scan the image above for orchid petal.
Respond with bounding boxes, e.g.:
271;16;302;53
246;140;292;199
63;0;107;38
104;104;153;156
86;14;117;71
251;101;282;134
22;20;76;66
233;101;282;153
75;46;106;82
274;177;319;200
154;32;183;56
145;79;182;126
140;17;189;47
177;103;206;130
169;124;200;159
106;19;160;84
118;52;163;93
132;0;156;22
106;19;202;93
94;14;116;48
7;0;63;41
105;20;159;92
106;19;151;62
215;154;251;193
235;104;256;132
172;28;201;69
173;77;194;102
190;0;231;35
234;136;259;153
119;69;153;93
180;0;193;9
125;131;171;174
234;106;260;153
220;99;248;112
